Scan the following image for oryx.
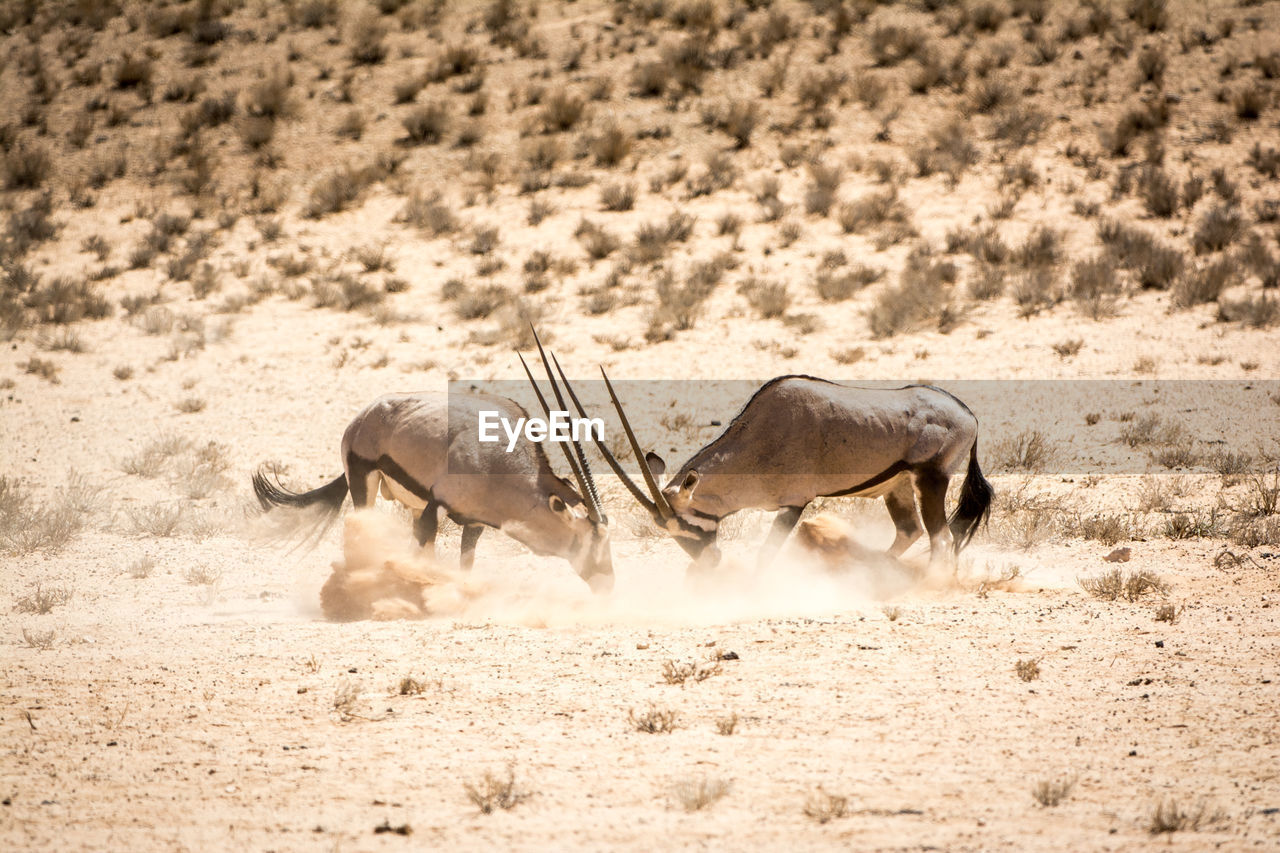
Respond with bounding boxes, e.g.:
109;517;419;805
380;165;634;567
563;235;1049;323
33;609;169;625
252;347;613;589
554;370;993;574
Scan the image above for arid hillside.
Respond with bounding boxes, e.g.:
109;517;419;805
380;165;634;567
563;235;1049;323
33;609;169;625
2;0;1279;850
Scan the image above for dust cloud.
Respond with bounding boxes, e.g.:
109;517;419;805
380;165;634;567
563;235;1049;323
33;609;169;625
306;510;1039;627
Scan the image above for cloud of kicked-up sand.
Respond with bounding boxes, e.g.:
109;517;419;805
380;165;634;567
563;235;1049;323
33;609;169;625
312;509;1015;627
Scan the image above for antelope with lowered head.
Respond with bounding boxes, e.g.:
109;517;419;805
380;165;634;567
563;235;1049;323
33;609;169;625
252;344;613;590
556;370;992;576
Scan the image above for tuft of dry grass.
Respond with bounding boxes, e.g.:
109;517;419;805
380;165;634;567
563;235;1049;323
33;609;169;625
991;429;1053;472
628;704;680;734
1014;658;1040;682
13;582;74;614
1032;776;1076;807
715;713;739;736
1078;568;1169;602
671;776;730;812
1148;799;1225;835
661;659;721;686
803;787;849;824
465;766;531;814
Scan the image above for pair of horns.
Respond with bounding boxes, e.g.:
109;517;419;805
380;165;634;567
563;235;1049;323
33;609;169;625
518;329;675;526
518;330;605;524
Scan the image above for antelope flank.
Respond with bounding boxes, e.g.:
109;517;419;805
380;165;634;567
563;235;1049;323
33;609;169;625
478;410;604;453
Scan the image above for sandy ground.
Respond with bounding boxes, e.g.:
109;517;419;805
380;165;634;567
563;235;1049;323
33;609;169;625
4;0;1280;848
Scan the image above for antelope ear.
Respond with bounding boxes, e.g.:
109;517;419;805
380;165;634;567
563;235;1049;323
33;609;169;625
645;451;666;478
549;494;569;516
678;470;700;500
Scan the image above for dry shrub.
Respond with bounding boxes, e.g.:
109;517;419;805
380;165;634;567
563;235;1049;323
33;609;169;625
590;122;632;167
869;24;925;67
738;277;789;319
1172;257;1237;308
803;162;842;216
402;102;449;145
836;189;909;235
1148;799;1225;835
1097;220;1185;290
803;788;848;824
1070;255;1123;318
992;429;1053;472
1079;568;1169;601
816;265;882;302
3;142;52;190
629;704;680;733
1015;658;1040;682
347;7;388;65
1032;776;1076;807
541;91;585;133
465;767;530;814
397;189;458;236
1191;204;1244;254
575;218;620;261
866;249;954;338
671;776;730;812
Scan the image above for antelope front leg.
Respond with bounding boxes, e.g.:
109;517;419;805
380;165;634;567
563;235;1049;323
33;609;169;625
757;506;805;570
459;524;484;571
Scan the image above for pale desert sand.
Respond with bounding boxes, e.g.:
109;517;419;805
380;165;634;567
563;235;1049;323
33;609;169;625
3;0;1280;850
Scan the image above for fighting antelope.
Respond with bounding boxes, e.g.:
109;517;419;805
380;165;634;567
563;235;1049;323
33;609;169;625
554;371;993;575
252;344;613;589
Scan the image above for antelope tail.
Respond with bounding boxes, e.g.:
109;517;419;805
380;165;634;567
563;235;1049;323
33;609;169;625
947;441;994;555
252;469;348;514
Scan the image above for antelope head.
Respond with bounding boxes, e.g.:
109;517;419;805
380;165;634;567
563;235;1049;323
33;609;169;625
546;359;721;566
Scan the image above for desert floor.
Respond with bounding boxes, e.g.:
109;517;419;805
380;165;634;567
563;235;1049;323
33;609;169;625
4;0;1280;849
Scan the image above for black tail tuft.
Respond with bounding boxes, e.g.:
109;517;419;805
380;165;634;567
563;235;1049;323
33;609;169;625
252;468;348;513
947;441;994;555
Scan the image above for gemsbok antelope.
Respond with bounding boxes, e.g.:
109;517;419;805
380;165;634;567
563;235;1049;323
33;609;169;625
551;368;993;575
252;346;614;590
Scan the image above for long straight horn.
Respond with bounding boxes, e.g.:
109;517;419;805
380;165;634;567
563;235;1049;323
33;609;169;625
532;329;604;522
549;352;659;518
600;367;675;520
518;352;599;523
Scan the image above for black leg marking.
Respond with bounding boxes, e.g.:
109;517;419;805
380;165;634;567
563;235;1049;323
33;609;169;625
346;453;375;508
460;524;483;571
758;505;806;569
913;469;952;569
414;500;440;555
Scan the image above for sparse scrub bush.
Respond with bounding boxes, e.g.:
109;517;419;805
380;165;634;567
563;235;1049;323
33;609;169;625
1032;776;1076;807
402;102;449;145
816;265;882;302
992;429;1053;472
1148;799;1225;835
803;787;849;823
1172;257;1238;308
576;219;621;261
628;704;680;734
867;249;955;338
347;7;388;65
1191;204;1244;254
465;767;530;814
3;142;52;190
803;162;842;216
1079;568;1169;601
600;182;636;212
671;776;730;812
1070;255;1122;318
738;278;789;319
1097;220;1185;289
